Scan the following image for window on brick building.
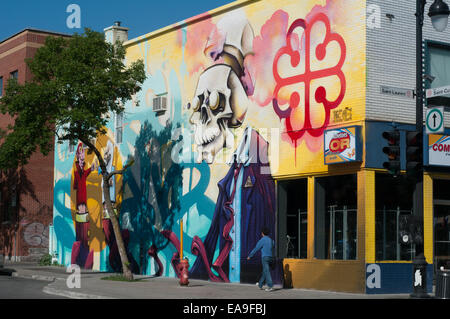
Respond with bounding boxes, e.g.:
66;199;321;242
10;70;18;80
2;186;17;223
0;191;3;223
0;77;3;97
10;186;17;208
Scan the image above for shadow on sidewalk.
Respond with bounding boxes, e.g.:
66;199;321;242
0;268;15;276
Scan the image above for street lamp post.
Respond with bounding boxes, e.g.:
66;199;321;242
412;0;450;298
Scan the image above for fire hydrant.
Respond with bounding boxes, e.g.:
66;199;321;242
178;258;189;286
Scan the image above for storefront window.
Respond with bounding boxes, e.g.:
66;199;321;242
375;173;414;261
433;179;450;271
315;174;357;260
277;179;307;259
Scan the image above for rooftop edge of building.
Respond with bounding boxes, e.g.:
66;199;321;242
0;28;72;46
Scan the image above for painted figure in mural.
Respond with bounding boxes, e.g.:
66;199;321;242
143;11;287;284
142;14;256;274
71;142;95;269
189;126;279;284
153;12;281;284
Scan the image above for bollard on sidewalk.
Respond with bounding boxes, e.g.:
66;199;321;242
435;267;450;299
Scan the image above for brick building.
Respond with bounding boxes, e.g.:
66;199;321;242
0;29;70;262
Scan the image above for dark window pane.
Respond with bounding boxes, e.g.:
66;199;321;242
375;173;414;261
315;174;357;260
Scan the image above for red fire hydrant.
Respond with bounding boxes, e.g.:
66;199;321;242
178;258;189;286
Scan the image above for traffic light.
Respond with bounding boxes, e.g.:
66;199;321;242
406;131;423;178
382;130;400;176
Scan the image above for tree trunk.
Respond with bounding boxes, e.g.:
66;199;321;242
82;139;133;281
103;179;133;281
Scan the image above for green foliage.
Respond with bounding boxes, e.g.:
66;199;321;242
39;254;53;266
39;253;64;266
0;28;146;169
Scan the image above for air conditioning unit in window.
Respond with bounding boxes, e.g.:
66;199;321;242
153;95;167;113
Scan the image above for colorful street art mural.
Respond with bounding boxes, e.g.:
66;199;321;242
52;0;366;283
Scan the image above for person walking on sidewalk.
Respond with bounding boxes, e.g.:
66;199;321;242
247;227;274;292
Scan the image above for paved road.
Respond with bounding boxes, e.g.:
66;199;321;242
0;276;68;299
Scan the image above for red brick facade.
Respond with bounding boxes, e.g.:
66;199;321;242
0;29;70;261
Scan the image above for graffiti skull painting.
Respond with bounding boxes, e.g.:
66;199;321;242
189;13;255;164
190;64;248;163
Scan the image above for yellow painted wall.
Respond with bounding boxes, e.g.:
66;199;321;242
283;259;364;292
423;173;434;264
362;170;375;264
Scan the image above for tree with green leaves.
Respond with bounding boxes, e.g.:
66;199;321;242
0;29;146;280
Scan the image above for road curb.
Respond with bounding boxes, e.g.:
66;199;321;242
11;272;56;282
43;284;116;299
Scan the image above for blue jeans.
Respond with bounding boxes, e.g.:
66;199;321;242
258;256;273;288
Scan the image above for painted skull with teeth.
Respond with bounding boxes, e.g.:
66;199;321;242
189;12;255;164
189;64;249;163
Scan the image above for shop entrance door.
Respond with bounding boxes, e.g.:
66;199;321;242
328;205;357;260
433;179;450;273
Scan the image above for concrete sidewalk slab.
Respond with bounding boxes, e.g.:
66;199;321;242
43;274;410;299
4;262;413;299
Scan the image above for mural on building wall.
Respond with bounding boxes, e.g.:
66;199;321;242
67;137;139;272
53;0;365;281
121;120;183;275
180;12;277;283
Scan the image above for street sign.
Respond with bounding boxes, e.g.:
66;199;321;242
426;85;450;98
380;85;414;99
426;107;444;134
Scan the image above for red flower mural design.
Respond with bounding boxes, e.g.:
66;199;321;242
272;13;346;145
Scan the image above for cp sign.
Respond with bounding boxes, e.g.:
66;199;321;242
329;134;350;153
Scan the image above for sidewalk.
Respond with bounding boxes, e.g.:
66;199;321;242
1;262;413;299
